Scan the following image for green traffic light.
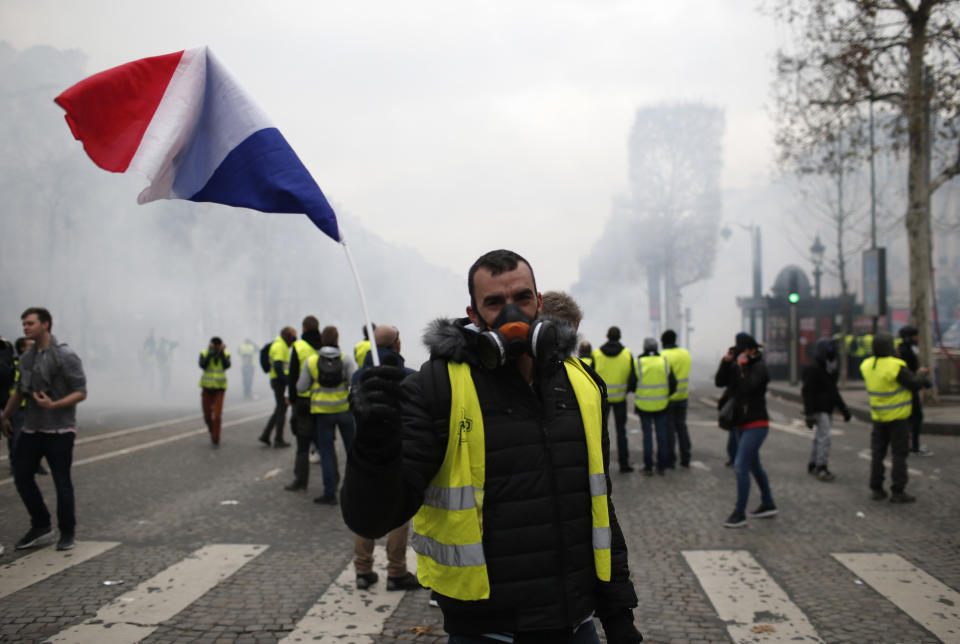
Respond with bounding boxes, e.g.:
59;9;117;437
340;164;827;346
788;293;800;304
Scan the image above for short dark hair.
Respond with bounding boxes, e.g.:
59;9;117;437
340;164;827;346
606;326;621;342
468;249;537;309
302;316;320;333
210;336;223;345
15;337;29;354
321;325;339;347
661;329;677;347
21;307;52;330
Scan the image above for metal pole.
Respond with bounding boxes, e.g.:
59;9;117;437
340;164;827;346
789;302;798;385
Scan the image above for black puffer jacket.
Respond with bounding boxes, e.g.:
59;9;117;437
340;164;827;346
801;339;849;415
715;352;769;427
342;316;639;640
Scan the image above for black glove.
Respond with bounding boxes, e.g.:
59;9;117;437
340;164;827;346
842;408;852;423
804;415;816;429
350;366;409;432
600;609;643;644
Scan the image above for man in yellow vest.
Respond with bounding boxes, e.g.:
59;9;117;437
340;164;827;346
259;327;295;448
198;336;230;446
342;249;642;644
592;326;638;473
634;338;677;475
660;329;692;468
236;338;257;400
860;332;931;503
354;325;375;369
284;316;323;492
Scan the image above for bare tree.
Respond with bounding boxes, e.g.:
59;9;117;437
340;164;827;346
769;0;960;398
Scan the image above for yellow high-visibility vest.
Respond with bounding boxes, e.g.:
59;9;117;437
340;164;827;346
306;354;349;414
411;358;611;601
268;336;290;379
860;356;912;422
199;350;229;390
591;347;633;402
579;355;594;368
661;347;691;402
354;340;372;369
291;340;318;399
634;355;669;413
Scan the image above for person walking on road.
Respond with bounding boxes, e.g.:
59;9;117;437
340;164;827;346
260;327;295;448
284;316;322;492
237;338;257;401
298;325;355;505
715;333;776;528
1;307;87;551
897;326;933;457
801;338;851;481
860;332;932;503
592;326;638;473
634;337;676;475
660;329;692;468
351;324;421;592
342;249;642;644
199;337;230;446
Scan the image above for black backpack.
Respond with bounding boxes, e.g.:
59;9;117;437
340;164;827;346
316;351;343;387
259;342;272;373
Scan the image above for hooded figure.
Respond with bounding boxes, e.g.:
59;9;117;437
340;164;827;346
801;338;852;480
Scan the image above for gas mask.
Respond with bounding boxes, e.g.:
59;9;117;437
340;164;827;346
476;303;557;370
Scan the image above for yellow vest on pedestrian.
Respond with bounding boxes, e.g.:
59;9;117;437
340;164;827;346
199;350;229;390
354;339;371;369
268;336;290;380
860;356;911;422
411;358;611;601
634;355;669;413
591;347;633;402
291;340;318;399
306;354;349;414
237;342;256;365
661;347;691;402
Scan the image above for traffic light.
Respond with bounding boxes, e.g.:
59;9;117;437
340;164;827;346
788;272;800;304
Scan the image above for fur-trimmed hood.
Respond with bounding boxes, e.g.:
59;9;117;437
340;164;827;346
422;315;579;367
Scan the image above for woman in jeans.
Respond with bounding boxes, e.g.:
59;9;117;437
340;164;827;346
714;333;777;528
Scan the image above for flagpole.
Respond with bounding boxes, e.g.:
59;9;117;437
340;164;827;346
340;241;380;367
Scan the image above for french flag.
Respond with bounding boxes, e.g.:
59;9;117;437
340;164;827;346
55;46;340;242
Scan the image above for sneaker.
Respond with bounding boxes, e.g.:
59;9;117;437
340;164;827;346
871;488;888;501
724;460;734;468
619;465;635;473
386;572;423;591
889;491;916;504
429;591;440;607
910;446;934;457
258;434;271;446
313;494;337;505
749;503;778;518
816;467;835;482
724;511;747;528
284;482;306;492
274;439;291;448
356;572;379;589
15;525;53;550
56;532;75;551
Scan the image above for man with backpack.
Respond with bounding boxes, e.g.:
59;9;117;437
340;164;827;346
259;327;296;448
297;325;356;505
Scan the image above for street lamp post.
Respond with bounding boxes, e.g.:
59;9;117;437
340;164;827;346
810;234;825;302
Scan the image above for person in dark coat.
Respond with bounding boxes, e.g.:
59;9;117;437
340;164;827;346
715;332;776;528
341;249;642;644
801;338;852;481
897;326;932;456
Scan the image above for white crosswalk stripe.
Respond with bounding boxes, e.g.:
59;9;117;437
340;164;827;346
48;544;267;644
0;540;120;599
683;549;825;643
833;553;960;643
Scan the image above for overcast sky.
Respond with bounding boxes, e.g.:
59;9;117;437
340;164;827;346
2;0;782;291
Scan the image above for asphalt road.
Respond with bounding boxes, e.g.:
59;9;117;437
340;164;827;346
0;380;958;644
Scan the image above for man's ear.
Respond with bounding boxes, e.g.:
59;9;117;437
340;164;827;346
467;305;480;327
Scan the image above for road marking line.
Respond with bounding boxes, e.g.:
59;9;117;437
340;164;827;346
0;541;120;600
832;553;960;642
49;544;267;644
279;545;418;644
856;450;923;476
0;412;271;488
683;550;824;643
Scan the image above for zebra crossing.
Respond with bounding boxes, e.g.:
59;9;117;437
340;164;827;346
1;543;958;643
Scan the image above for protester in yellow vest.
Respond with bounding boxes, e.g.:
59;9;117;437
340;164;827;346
634;338;677;475
660;329;692;468
354;324;375;369
859;332;931;503
341;249;642;644
284;316;322;493
198;336;230;446
259;327;295;448
592;326;639;473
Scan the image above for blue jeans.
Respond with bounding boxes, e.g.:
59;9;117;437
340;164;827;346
733;426;774;514
14;432;76;533
315;411;355;497
639;412;668;471
448;620;600;644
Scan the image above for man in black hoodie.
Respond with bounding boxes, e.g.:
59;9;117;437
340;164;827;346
284;316;324;492
801;338;852;481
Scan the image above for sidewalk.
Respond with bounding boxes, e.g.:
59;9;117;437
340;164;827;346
767;380;960;435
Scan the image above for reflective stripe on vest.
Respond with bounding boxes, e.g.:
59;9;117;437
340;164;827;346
661;347;691;402
591;348;633;402
634;355;669;413
292;340;318;398
307;355;349;413
412;359;611;601
268;336;290;379
199;350;229;390
859;356;912;422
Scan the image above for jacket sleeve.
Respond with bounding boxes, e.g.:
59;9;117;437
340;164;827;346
222;353;231;370
668;367;677;396
714;359;732;387
341;362;448;539
198;352;209;369
287;349;300;399
626;354;638;393
896;365;931;392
